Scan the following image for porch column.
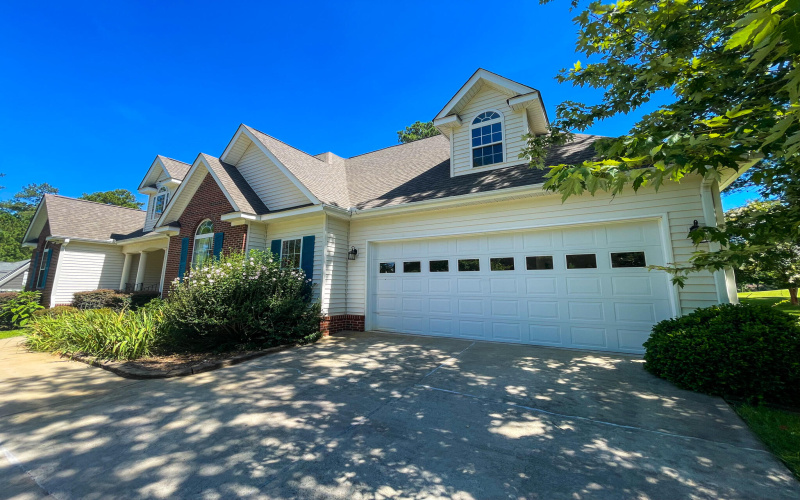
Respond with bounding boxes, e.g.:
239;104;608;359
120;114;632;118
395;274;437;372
119;253;133;291
134;251;148;291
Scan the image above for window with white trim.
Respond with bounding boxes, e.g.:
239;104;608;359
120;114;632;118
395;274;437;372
471;111;503;167
281;239;302;269
192;220;214;269
36;249;49;288
154;187;168;216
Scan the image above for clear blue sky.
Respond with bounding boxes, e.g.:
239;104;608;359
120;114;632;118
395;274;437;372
0;0;757;210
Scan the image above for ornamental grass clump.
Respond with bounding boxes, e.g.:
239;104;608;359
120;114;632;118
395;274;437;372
26;301;164;360
161;250;321;351
643;303;800;405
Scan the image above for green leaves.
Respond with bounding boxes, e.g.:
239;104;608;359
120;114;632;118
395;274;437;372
396;121;441;144
527;0;799;284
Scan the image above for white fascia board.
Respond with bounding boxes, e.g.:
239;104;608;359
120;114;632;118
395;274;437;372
153;225;180;236
114;233;169;246
256;204;323;222
219;126;246;164
507;92;540;111
138;156;167;191
47;235;115;244
139;186;158;195
0;263;28;287
221;212;258;226
435;69;535;120
351;184;551;219
155;157;204;226
22;241;37;248
21;200;46;244
158;178;181;190
241;126;321;205
322;204;352;220
433;114;462;129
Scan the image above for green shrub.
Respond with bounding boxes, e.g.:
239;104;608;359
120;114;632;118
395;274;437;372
162;250;321;351
0;291;43;327
643;303;800;405
26;301;164;360
34;305;79;317
72;289;131;311
0;292;19;310
129;291;161;310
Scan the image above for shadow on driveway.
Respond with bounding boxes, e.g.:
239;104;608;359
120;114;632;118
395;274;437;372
0;332;797;499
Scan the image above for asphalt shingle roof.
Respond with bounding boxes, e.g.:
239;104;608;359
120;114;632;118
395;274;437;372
201;154;270;215
158;156;192;180
0;260;29;280
41;195;147;241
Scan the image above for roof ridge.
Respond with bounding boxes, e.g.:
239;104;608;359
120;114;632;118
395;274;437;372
346;134;444;160
158;155;190;165
246;125;325;163
47;194;147;213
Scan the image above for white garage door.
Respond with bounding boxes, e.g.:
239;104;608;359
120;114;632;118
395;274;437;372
368;221;675;353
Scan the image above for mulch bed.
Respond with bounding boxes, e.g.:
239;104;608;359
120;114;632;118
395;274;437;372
65;344;294;379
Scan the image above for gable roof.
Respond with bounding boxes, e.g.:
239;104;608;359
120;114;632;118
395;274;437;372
0;260;29;288
245;126;351;207
28;195;147;242
137;155;191;191
199;154;269;214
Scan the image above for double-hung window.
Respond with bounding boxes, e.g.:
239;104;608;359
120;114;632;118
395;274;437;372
471;111;503;167
281;239;302;269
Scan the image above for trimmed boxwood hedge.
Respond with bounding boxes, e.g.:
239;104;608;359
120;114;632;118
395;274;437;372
643;303;800;405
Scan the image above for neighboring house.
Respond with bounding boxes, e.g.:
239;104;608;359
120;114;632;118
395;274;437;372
0;260;30;292
22;69;742;353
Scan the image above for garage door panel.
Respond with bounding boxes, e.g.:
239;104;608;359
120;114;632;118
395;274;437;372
369;220;673;353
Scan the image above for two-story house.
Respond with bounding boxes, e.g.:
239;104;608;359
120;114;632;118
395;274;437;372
22;69;741;353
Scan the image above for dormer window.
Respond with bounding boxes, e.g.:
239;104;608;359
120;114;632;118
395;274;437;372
471;111;503;167
154;187;168;216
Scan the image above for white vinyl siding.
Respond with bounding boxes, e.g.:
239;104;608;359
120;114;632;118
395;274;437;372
246;222;268;253
346;177;720;317
266;214;325;304
322;214;349;316
51;242;126;305
451;86;528;177
235;142;310;211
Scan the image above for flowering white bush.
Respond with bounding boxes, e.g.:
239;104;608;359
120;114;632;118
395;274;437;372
162;250;320;350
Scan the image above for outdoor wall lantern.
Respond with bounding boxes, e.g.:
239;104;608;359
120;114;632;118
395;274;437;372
688;219;700;237
348;246;358;260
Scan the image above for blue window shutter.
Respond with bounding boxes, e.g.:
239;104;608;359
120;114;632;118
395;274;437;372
270;239;282;260
40;250;53;289
178;237;189;280
301;235;315;281
213;232;224;258
28;251;38;289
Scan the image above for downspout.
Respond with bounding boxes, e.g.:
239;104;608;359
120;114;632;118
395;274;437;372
48;238;69;308
700;179;738;304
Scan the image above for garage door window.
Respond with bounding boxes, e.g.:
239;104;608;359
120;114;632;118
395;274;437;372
490;257;515;271
403;261;421;273
458;259;480;272
526;256;554;270
379;262;396;273
611;251;647;268
430;260;449;272
566;254;597;269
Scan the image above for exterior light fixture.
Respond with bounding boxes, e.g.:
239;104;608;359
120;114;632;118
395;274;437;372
688;220;700;238
347;246;358;260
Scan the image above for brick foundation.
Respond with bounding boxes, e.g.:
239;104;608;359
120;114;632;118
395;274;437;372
320;315;365;335
162;173;248;296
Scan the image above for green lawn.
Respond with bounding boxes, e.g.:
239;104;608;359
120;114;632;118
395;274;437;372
735;404;800;479
0;328;26;339
738;289;800;318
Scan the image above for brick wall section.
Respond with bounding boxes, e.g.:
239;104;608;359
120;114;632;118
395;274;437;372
25;221;61;306
320;315;365;335
162;173;248;296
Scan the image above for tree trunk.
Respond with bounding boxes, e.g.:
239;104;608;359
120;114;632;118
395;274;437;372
790;287;798;306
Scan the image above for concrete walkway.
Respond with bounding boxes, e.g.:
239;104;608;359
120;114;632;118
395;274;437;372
0;332;797;499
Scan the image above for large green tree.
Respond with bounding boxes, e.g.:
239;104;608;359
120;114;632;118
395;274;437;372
525;0;799;284
0;183;59;261
80;189;143;209
397;121;441;144
722;200;799;304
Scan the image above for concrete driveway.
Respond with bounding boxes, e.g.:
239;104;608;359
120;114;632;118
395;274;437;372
1;332;797;499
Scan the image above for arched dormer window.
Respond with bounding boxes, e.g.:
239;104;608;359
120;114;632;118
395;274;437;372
471;111;503;167
192;219;214;269
154;187;169;216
